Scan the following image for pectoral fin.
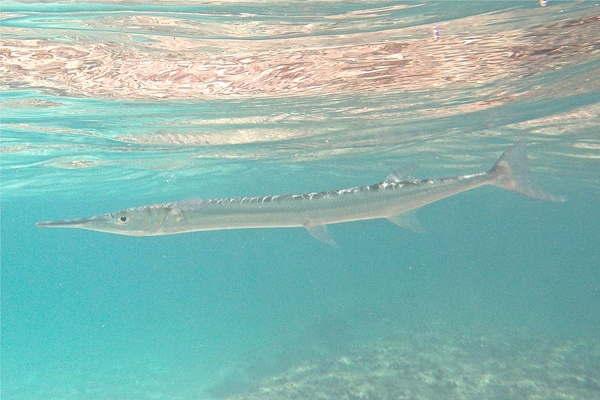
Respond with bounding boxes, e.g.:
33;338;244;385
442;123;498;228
304;223;337;247
387;211;425;233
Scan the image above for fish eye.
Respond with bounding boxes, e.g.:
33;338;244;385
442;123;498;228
114;212;131;225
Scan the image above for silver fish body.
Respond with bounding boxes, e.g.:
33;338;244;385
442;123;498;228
36;144;562;244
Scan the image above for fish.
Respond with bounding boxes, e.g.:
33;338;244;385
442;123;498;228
36;144;562;245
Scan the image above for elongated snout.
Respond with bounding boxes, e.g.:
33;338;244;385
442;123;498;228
36;215;110;229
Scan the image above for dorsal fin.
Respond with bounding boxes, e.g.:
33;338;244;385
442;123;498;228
385;166;417;183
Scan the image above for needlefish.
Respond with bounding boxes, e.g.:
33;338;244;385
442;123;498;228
36;144;562;245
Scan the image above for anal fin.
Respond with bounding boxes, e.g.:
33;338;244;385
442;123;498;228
304;223;337;247
387;211;425;233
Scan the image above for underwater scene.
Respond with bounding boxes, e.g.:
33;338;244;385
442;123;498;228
1;1;599;399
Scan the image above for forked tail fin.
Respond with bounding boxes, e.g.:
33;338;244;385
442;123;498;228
490;144;564;202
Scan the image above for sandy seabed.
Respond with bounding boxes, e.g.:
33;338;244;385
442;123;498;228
221;327;600;400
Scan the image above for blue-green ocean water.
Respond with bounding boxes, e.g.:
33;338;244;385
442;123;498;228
2;2;600;399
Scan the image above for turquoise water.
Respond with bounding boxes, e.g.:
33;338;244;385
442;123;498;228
2;2;600;399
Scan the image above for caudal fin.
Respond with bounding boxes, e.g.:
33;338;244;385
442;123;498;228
490;144;564;202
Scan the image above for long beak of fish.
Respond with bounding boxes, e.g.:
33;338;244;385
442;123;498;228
36;215;107;229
